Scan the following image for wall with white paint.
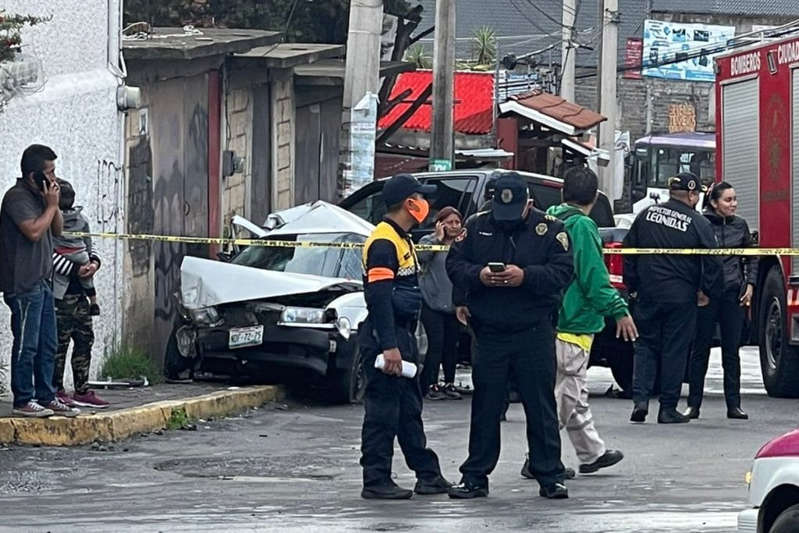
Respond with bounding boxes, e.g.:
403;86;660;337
0;0;124;392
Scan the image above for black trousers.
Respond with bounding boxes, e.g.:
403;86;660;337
633;298;697;410
360;320;442;488
420;303;460;390
460;321;564;488
688;288;744;409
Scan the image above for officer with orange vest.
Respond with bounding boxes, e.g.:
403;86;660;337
359;174;451;500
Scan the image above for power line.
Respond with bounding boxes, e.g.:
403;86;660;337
524;0;574;30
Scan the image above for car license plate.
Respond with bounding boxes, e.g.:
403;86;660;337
229;325;264;349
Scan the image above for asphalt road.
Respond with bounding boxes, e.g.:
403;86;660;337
0;347;796;533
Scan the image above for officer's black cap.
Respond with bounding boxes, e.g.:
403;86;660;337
668;172;707;193
492;172;530;221
382;174;437;207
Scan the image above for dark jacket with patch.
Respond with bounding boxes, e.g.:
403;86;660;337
623;199;723;303
704;211;758;293
446;208;574;332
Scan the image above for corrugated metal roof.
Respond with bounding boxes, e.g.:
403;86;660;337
377;70;495;135
652;0;799;16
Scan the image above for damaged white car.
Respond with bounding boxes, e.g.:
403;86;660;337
165;202;380;403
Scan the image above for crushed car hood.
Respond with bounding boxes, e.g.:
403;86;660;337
180;256;362;309
233;201;375;238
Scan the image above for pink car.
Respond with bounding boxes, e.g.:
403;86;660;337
739;429;799;532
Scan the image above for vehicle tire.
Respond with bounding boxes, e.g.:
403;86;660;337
771;503;799;533
758;268;799;398
164;323;192;380
332;339;366;404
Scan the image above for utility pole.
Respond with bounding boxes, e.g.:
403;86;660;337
597;0;618;197
339;0;383;195
429;0;455;171
560;0;576;102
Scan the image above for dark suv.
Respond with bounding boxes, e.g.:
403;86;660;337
339;169;633;393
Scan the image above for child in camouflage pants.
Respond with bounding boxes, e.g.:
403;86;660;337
51;179;108;408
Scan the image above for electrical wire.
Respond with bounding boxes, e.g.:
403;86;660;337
524;0;575;30
258;0;301;56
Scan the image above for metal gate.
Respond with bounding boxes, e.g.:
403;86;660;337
722;78;760;230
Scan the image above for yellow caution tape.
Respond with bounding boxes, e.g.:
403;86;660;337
65;232;796;255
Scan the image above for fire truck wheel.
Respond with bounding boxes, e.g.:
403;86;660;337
758;268;799;398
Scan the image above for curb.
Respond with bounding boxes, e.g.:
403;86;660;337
0;385;283;446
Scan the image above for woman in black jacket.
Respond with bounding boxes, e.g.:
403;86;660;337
686;181;758;420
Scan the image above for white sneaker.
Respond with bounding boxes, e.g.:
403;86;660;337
12;401;55;418
45;399;80;418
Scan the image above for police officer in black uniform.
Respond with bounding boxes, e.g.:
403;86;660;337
446;172;574;499
623;172;723;424
359;174;451;500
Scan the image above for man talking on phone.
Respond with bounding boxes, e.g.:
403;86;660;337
358;174;450;499
0;144;79;418
446;172;574;499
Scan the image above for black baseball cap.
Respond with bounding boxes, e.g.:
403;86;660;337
492;173;530;221
382;174;437;207
668;172;707;192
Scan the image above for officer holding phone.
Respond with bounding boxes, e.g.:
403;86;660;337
446;172;574;500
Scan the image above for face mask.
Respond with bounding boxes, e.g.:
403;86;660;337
406;198;430;224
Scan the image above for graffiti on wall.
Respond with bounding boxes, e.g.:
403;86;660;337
127;137;154;276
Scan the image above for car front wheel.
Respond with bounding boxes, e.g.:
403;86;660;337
770;503;799;533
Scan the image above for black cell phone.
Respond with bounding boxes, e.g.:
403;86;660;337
488;262;506;273
33;170;47;189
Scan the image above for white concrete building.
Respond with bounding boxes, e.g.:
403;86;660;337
0;1;125;390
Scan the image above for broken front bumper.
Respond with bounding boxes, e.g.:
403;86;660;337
182;323;345;376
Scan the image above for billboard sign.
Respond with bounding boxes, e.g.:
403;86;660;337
642;19;735;82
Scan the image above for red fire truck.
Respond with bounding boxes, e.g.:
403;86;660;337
715;33;799;397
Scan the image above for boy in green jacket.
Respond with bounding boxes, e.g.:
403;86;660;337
545;166;637;475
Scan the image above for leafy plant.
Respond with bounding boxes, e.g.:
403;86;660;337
472;26;497;67
167;407;192;430
404;44;431;69
0;10;51;63
100;344;163;385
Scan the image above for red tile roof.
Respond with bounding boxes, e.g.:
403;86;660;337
378;70;495;135
506;90;605;131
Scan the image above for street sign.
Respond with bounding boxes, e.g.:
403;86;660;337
429;159;452;171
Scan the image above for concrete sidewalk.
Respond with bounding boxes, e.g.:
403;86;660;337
0;382;282;446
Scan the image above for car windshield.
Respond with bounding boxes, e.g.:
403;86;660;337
232;233;365;280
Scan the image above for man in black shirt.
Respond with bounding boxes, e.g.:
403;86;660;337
623;172;723;424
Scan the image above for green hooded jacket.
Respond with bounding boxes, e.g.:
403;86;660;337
546;203;628;334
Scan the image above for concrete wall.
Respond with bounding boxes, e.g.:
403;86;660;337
0;1;124;391
223;85;253;224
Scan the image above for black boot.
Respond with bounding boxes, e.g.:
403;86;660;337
579;449;624;474
630;402;648;423
539;482;569;499
727;406;749;420
361;482;414;500
414;475;452;495
448;481;489;499
684;406;700;419
521;454;575;481
658;407;690;424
